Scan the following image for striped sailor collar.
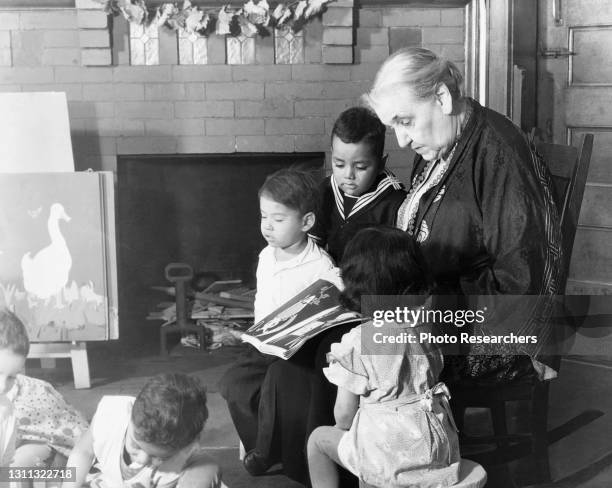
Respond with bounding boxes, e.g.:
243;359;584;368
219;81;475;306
331;169;404;220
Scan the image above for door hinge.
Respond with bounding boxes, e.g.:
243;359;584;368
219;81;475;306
540;48;577;59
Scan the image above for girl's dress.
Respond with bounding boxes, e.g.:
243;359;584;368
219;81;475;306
0;394;16;466
324;322;461;488
7;374;88;458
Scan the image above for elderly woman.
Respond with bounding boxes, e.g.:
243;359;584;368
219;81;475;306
364;47;563;383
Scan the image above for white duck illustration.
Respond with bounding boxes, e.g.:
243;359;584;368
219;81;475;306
21;203;72;303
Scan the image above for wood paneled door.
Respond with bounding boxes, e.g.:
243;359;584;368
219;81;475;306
538;0;612;295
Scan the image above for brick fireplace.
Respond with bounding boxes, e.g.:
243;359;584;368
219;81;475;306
0;3;466;182
116;152;323;340
0;1;467;341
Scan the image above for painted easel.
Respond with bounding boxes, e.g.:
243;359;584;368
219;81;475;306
28;342;91;389
1;93;116;392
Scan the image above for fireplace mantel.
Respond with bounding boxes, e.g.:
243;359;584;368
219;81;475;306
362;0;470;5
1;0;471;8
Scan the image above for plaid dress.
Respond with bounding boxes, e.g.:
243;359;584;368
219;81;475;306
324;323;461;487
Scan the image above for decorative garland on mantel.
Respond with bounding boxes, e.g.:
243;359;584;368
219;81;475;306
94;0;336;37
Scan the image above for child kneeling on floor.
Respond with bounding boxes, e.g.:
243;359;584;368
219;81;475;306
307;227;461;488
64;373;226;488
0;308;88;472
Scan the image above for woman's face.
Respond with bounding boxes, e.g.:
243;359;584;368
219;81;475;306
372;86;456;161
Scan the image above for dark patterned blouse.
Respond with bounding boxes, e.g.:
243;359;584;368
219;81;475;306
400;98;563;383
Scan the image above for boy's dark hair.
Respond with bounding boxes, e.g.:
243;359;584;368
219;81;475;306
258;168;321;217
339;226;431;312
132;373;208;450
331;107;386;160
0;309;30;357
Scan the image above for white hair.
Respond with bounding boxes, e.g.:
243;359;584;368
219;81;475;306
365;47;464;107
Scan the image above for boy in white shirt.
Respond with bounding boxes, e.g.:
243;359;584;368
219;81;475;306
220;168;342;477
64;373;226;488
255;168;342;322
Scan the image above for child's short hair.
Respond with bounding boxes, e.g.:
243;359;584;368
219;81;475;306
132;373;208;450
0;309;30;357
258;168;320;217
339;226;430;312
331;107;386;160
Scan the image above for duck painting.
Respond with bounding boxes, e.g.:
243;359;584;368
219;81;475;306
21;203;73;304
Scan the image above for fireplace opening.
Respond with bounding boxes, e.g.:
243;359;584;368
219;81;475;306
116;152;325;344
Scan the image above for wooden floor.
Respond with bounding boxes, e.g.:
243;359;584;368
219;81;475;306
28;339;612;488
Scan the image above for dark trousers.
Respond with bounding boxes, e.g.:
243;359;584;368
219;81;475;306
218;345;278;452
218;325;359;487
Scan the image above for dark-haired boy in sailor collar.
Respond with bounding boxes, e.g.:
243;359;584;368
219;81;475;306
311;106;406;263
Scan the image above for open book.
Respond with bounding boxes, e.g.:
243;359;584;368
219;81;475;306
241;279;365;359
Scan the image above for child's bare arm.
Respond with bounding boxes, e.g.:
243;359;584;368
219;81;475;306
62;427;95;488
333;386;359;430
